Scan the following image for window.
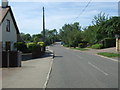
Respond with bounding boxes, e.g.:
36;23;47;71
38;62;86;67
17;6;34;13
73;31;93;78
6;41;11;51
6;20;10;32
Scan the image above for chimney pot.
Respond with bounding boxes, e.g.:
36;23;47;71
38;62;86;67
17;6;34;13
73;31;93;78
2;0;8;8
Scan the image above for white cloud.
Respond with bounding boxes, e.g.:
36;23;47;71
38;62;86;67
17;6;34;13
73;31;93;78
7;2;118;34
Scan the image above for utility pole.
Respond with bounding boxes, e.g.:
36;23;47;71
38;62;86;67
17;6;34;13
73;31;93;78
43;7;46;51
43;7;45;43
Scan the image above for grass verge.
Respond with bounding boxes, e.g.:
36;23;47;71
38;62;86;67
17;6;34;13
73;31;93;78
97;52;120;57
71;47;89;51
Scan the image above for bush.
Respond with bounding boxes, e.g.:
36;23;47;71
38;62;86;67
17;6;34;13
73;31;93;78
14;42;28;53
78;43;88;48
91;44;103;49
26;43;41;52
37;42;45;47
102;38;116;48
63;44;69;47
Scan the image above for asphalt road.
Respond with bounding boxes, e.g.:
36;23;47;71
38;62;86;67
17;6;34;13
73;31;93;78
47;44;118;88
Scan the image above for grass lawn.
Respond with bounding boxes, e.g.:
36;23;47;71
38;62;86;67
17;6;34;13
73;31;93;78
97;52;120;57
71;47;89;51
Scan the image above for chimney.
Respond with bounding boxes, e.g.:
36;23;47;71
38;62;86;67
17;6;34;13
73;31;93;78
2;0;8;8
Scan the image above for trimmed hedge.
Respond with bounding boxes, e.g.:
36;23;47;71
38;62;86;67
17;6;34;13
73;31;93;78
14;42;28;53
26;43;41;52
91;44;103;49
102;38;116;48
37;42;45;47
14;42;45;53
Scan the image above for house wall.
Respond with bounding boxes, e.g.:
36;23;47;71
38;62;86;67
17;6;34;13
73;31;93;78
0;24;2;52
0;11;17;51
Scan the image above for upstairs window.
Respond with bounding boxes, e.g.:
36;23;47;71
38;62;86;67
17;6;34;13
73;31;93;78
6;20;10;32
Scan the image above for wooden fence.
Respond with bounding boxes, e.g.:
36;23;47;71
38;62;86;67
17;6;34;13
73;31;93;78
2;51;21;68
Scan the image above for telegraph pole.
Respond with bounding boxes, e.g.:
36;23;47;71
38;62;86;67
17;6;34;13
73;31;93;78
43;7;45;43
43;7;46;51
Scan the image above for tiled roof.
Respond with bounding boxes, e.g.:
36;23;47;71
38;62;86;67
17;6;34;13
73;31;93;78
0;6;10;23
0;6;23;42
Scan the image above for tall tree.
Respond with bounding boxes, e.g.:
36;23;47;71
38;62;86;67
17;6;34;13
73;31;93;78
20;33;32;42
59;22;82;47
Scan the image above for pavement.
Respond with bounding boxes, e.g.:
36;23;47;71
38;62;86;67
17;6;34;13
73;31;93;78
85;47;117;54
2;49;53;88
82;47;119;60
47;45;118;88
0;68;2;90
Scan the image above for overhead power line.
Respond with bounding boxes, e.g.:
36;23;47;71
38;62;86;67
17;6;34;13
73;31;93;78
71;0;92;23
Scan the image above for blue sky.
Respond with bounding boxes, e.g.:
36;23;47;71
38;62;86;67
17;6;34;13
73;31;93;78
8;2;118;35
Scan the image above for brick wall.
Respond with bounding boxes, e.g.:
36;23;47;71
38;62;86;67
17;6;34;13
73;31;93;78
116;38;120;52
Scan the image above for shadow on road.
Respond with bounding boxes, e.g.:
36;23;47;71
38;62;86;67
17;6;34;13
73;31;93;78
54;56;63;58
22;50;53;61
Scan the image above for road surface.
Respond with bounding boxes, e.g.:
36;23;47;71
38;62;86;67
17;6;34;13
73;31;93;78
47;44;118;88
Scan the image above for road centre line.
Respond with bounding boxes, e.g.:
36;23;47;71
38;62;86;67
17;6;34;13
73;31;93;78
88;62;109;76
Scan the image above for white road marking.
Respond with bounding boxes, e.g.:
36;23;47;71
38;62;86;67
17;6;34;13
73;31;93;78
88;62;109;76
43;49;54;89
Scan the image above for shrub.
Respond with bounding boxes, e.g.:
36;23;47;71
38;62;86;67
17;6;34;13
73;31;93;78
37;42;45;47
102;38;116;48
63;44;69;47
78;43;88;48
14;42;28;53
91;44;103;49
26;43;41;52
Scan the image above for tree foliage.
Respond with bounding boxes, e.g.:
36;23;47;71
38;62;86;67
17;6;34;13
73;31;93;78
82;12;120;45
59;22;82;47
20;12;120;48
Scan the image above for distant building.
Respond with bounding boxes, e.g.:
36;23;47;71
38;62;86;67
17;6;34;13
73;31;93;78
0;0;22;52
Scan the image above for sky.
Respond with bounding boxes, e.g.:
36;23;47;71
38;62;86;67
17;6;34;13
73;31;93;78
3;0;119;35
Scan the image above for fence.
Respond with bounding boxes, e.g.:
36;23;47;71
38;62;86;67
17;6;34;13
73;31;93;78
2;51;21;68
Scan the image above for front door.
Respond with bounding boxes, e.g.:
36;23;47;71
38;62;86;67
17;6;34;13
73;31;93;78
6;41;11;51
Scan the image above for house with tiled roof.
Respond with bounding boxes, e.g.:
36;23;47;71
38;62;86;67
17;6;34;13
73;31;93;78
0;0;22;52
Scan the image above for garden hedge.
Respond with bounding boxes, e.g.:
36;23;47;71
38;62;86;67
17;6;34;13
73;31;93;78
102;38;116;48
14;42;28;53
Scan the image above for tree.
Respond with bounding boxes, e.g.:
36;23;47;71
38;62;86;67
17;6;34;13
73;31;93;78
82;26;98;45
82;13;120;45
20;33;32;42
41;29;60;45
59;22;82;47
31;34;42;42
92;12;109;25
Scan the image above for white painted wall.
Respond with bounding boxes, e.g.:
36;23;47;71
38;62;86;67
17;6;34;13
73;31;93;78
0;24;2;42
0;11;17;51
0;23;2;52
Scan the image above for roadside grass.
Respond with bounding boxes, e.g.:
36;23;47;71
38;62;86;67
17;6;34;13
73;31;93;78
97;52;120;57
71;47;89;51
